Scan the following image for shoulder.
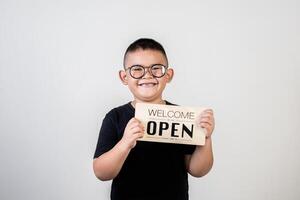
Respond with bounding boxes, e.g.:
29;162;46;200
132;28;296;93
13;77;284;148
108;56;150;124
104;102;134;122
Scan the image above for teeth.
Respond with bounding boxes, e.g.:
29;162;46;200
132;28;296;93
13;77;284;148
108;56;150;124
139;83;156;86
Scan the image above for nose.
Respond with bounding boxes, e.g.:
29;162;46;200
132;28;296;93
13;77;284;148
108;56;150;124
143;67;153;78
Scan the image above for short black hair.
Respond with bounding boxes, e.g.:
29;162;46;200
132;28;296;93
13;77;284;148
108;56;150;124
123;38;168;67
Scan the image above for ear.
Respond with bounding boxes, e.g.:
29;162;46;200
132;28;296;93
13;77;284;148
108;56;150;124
119;70;128;85
165;68;174;83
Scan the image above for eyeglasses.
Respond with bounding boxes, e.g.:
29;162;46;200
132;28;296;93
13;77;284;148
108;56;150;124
125;64;168;79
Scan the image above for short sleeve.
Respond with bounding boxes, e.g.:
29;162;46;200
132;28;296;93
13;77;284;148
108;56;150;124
93;113;118;159
181;144;196;155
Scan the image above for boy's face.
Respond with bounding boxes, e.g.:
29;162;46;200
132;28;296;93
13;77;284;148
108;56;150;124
119;49;173;103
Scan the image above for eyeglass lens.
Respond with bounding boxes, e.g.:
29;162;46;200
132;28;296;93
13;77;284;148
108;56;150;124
130;65;166;79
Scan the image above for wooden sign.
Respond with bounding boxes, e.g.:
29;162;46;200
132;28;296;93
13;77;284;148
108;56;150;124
135;103;207;145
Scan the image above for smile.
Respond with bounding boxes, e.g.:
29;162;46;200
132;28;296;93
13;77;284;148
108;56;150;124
138;83;158;87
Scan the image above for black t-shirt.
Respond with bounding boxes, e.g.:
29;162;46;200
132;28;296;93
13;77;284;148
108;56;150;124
94;101;196;200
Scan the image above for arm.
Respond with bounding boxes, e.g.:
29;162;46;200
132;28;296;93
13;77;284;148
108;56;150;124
93;140;131;181
93;118;144;181
185;109;215;177
185;137;213;177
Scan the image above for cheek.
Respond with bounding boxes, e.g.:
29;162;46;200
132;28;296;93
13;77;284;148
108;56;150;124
127;79;138;87
158;78;169;85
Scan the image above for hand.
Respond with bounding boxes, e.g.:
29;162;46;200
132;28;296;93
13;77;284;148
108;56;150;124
120;118;145;150
198;109;215;138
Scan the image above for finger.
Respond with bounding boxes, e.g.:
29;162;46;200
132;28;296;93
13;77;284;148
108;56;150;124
127;118;138;127
198;110;213;120
130;126;144;134
200;115;212;121
200;118;214;125
130;132;144;143
138;124;145;132
200;121;212;128
203;108;214;113
201;112;214;117
134;131;144;139
202;109;214;115
132;117;141;123
201;113;213;120
201;113;214;120
129;122;140;129
129;117;142;124
200;118;214;126
130;123;145;131
200;122;214;134
129;121;144;130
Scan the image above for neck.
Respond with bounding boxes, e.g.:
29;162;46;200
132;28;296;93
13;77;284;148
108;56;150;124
131;99;166;108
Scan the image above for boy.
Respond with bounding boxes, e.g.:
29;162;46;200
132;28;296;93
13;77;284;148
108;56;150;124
93;38;215;200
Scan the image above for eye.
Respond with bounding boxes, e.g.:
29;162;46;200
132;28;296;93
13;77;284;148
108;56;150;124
152;65;163;70
131;66;143;71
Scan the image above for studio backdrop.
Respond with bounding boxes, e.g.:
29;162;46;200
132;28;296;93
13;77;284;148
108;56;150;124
0;0;299;200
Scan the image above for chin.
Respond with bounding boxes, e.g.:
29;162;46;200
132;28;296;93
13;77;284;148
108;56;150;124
138;96;161;103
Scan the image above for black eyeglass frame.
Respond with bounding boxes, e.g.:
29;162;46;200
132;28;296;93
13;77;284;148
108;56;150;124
124;64;168;79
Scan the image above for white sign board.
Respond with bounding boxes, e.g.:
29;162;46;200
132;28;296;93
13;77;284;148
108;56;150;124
135;103;207;145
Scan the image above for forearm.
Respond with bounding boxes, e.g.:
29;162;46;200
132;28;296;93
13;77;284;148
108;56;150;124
93;140;130;181
188;138;214;177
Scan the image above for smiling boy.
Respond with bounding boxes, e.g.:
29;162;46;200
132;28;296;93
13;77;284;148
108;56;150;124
93;38;215;200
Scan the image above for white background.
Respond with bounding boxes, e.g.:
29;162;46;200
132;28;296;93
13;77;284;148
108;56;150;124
1;0;299;199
